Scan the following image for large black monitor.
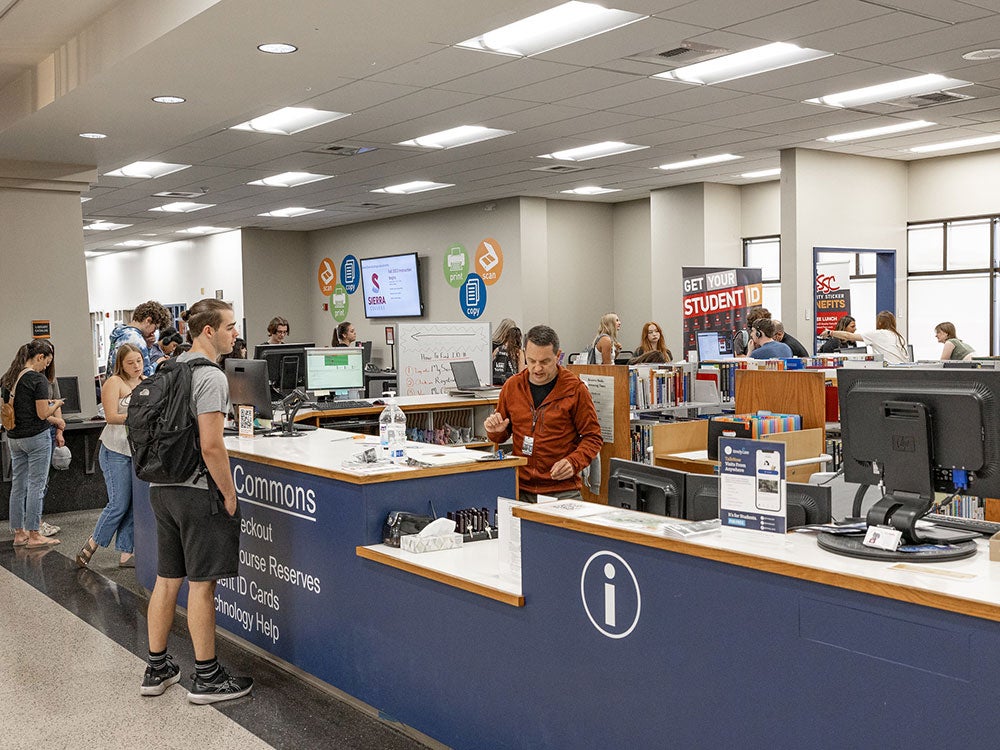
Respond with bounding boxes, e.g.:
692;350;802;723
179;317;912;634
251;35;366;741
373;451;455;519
684;474;831;528
836;367;1000;545
225;359;274;420
56;376;82;416
304;347;365;396
608;459;685;518
252;342;314;392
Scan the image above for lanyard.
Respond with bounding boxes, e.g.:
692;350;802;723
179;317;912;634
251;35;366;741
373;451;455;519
529;404;547;435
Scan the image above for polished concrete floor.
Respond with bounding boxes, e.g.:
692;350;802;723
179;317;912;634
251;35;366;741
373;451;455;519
1;509;439;750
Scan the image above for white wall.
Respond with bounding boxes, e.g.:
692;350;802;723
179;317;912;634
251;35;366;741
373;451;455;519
741;180;780;238
613;199;651;354
908;149;1000;221
241;229;312;347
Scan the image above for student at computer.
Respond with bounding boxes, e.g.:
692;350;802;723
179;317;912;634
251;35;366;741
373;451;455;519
820;310;909;364
935;322;974;360
263;316;290;345
333;321;358;347
818;316;856;354
748;319;793;359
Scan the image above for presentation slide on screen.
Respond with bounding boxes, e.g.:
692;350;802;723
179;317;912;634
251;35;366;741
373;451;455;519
361;255;421;317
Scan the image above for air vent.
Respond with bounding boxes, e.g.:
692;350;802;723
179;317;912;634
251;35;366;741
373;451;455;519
627;41;728;68
153;190;206;199
883;90;973;109
531;164;591;174
306;144;378;156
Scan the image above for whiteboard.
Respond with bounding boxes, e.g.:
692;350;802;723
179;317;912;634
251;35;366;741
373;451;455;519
397;322;493;395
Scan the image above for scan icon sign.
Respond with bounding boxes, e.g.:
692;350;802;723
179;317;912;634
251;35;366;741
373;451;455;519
580;551;641;639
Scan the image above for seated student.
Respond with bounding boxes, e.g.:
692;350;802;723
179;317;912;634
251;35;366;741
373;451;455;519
263;316;289;345
734;306;770;356
748;319;793;359
818;316;855;353
772;320;809;357
820;310;908;364
333;321;358;347
935;322;974;360
635;322;673;361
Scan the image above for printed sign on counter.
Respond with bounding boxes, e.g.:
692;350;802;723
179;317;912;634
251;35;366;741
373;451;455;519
578;374;615;443
718;437;786;534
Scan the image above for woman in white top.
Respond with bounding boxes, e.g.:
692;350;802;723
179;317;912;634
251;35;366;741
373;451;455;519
76;343;144;568
820;310;909;364
592;313;622;364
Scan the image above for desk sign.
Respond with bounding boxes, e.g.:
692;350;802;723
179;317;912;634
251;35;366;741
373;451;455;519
718;438;787;534
238;404;255;438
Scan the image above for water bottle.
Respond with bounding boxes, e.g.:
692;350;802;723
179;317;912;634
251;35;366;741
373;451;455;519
378;391;407;464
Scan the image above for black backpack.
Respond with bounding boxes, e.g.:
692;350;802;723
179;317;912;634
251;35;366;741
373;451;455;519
492;347;515;385
126;357;220;483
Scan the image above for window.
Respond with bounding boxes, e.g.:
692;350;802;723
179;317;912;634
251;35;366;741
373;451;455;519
743;236;781;315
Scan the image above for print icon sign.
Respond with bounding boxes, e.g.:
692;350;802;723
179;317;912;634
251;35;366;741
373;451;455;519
580;551;641;639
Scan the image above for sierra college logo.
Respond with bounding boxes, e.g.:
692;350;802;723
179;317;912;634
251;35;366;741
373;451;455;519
371;272;380;291
367;272;386;307
580;551;641;639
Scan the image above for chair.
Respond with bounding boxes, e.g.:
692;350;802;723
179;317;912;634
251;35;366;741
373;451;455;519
614;350;634;365
567;352;582;364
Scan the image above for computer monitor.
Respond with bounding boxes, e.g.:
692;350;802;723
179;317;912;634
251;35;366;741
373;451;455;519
683;473;832;527
696;331;733;361
252;342;314;392
304;347;365;396
837;367;1000;544
225;359;274;420
359;340;373;368
55;376;82;415
608;459;685;518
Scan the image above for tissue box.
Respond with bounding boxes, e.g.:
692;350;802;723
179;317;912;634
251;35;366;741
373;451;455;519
990;531;1000;561
400;532;463;554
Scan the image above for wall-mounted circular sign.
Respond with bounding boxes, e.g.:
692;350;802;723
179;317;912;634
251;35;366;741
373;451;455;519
474;238;503;286
318;257;337;296
460;273;486;319
340;255;360;294
330;284;349;322
443;243;469;288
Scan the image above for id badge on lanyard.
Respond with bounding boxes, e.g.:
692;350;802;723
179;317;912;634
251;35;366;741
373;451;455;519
523;405;544;456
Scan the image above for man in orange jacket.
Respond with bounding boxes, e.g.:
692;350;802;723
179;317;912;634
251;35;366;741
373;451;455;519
484;325;603;502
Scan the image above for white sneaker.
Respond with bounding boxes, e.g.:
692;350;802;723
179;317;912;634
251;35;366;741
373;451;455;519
39;521;61;537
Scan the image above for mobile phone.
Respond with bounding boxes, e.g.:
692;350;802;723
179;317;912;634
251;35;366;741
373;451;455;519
755;449;782;512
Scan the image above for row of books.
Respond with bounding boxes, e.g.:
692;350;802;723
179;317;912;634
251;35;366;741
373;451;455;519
630;423;655;464
628;366;695;409
697;360;747;402
937;495;985;520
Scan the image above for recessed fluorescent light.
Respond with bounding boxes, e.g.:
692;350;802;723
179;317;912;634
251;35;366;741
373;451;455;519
539;141;648;161
658;154;741;171
805;74;972;108
80;197;91;203
740;168;781;179
821;120;935;143
909;133;1000;153
152;95;185;104
456;1;646;57
371;181;455;195
84;250;111;258
963;49;1000;61
104;161;191;179
247;171;334;188
258;42;297;54
257;207;324;218
397;125;515;149
178;226;235;235
231;107;350;135
653;42;830;85
115;240;155;247
79;132;107;139
150;201;215;213
560;186;622;195
84;221;132;231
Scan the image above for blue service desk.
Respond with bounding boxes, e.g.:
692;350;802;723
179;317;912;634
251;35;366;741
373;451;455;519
134;432;1000;749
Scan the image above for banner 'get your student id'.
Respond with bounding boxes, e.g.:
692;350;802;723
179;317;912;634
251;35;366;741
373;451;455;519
718;438;787;534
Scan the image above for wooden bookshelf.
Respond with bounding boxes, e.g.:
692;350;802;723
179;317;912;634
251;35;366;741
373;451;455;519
568;363;632;504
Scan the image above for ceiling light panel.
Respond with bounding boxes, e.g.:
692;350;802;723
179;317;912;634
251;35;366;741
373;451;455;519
247;172;334;187
658;154;741;171
231;107;350;135
539;141;648;161
560;186;622;195
821;120;934;143
653;43;830;86
257;207;324;217
910;133;1000;154
179;226;235;235
805;74;972;108
152;95;185;104
150;202;215;213
370;181;455;194
397;125;515;149
455;1;647;57
258;42;297;54
740;168;781;179
104;161;191;179
84;221;132;231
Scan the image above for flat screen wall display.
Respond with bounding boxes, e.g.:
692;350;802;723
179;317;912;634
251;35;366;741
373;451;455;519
359;252;424;319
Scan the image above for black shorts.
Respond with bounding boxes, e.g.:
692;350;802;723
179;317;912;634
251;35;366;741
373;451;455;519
149;485;240;582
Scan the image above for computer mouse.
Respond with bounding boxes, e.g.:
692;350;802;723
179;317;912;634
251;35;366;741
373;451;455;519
372;399;386;406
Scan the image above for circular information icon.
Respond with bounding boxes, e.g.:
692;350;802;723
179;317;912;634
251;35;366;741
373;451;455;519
474;238;503;286
443;243;469;288
330;284;349;322
460;273;486;319
340;255;360;294
318;257;336;296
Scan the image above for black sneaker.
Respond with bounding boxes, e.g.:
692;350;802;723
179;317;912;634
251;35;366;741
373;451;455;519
187;667;254;705
140;657;181;696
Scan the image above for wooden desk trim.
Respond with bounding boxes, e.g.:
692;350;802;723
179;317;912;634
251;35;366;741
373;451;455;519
514;507;1000;624
356;545;525;607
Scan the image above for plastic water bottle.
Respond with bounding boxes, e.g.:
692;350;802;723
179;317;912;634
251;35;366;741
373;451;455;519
378;391;407;464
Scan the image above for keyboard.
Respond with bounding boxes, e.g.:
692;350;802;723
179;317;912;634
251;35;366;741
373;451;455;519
320;400;374;410
925;513;1000;537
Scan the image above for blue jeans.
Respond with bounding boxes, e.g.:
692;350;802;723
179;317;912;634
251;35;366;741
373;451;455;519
8;430;53;531
94;444;134;553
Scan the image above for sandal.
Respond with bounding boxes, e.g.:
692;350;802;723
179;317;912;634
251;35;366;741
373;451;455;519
75;538;99;568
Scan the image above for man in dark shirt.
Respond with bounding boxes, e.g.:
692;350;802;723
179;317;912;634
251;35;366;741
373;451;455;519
773;320;810;357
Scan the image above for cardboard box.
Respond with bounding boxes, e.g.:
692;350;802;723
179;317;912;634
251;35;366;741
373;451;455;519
990;531;1000;562
400;532;463;554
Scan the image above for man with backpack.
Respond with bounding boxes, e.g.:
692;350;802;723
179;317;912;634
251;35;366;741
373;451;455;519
136;298;253;704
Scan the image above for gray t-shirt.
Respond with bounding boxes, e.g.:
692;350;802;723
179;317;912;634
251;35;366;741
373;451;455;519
156;351;228;488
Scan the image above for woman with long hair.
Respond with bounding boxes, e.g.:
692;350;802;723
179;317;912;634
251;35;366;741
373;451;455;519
491;326;525;385
2;339;63;548
935;322;974;361
821;310;908;364
591;313;622;364
635;322;672;361
818;315;856;354
333;321;357;347
492;318;517;349
76;343;144;568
